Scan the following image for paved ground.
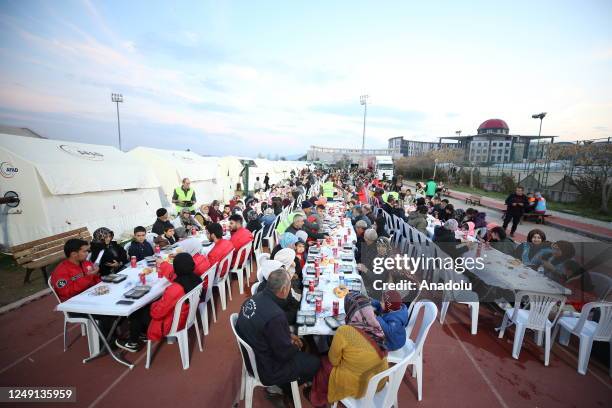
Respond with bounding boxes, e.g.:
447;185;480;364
1;271;610;408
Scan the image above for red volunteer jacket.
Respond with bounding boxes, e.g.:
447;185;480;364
208;239;235;278
159;253;212;291
51;259;101;302
147;283;188;341
230;227;253;268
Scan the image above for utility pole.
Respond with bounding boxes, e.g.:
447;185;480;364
111;93;124;150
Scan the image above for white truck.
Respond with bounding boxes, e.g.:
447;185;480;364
375;155;394;180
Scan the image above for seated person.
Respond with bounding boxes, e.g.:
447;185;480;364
152;208;174;236
128;226;154;261
286;213;327;240
271;232;299;259
194;204;213;227
433;219;469;258
245;209;262;233
557;260;595;311
205;222;235;267
525;192;536;214
487;226;516;257
541;240;576;281
371;290;409;351
208;200;223;223
259;252;301;324
222;204;232;220
407;205;429;234
154;225;177;248
353;220;369;263
439;203;455;222
158;238;211;278
90;227;128;276
236;270;320;396
464;208;487;229
534;191;547;214
512;228;552;268
116;253;202;352
302;201;321;234
351;205;372;228
308;292;388;406
51;238;101;302
229;213;254;267
177;207;203;236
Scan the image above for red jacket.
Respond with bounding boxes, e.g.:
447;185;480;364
51;259;101;302
208;239;235;278
230;227;253;267
357;187;368;204
147;283;188;341
159;254;211;291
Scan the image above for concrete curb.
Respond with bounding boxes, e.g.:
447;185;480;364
0;288;51;315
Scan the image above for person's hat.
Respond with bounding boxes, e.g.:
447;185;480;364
383;290;403;311
301;200;313;209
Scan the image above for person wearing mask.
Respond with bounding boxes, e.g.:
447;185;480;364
154;225;177;248
195;204;213;227
228;213;254;267
503;186;529;237
89;227;128;276
116;253;202;352
128;226;154;261
205;222;235;267
408;205;429;234
488;226;516;256
513;229;552;268
152;208;174;236
51;239;101;302
308;292;388;407
208;200;223;223
158;238;211;279
172;177;196;215
371;290;409;351
236;270;320;399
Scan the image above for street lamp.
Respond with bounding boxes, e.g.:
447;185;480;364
360;94;369;152
455;130;462;137
111;93;124;151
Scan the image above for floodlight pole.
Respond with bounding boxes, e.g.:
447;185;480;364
111;93;124;151
360;94;369;154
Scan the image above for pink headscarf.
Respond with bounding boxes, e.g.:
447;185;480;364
466;221;475;237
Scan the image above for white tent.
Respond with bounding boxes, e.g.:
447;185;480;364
217;156;243;202
128;147;222;212
0;134;162;248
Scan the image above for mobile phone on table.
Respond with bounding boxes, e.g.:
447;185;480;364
116;300;134;305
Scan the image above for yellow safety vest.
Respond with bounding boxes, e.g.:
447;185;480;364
322;182;334;199
175;187;195;212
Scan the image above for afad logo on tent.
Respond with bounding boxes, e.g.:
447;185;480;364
58;144;104;161
0;162;18;178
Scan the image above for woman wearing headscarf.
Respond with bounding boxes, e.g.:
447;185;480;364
433;219;469;259
195;204;212;227
257;255;301;324
245;209;263;233
308;292;389;407
116;253;202;352
90;227;128;276
271;232;299;259
157;238;211;279
208;200;223;223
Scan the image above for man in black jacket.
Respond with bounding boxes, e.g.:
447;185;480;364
236;269;320;394
503;186;529;237
152;208;174;236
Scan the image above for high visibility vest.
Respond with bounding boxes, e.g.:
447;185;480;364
175;187;195;212
322;182;334;199
382;191;399;203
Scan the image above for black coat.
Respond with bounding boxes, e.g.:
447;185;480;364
505;193;529;215
90;241;128;276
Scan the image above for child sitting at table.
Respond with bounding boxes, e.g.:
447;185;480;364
371;290;409;351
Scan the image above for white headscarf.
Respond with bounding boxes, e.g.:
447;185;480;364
295;230;308;243
179;238;202;256
260;259;284;280
275;248;296;276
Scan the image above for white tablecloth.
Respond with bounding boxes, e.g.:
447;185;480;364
56;262;171;316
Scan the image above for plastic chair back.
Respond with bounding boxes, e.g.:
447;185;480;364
216;249;235;280
256;253;271;281
168;284;203;336
252;228;264;254
513;291;566;330
574;301;612;341
589;272;612;299
251;281;260;296
360;351;411;407
201;264;217;304
232;241;253;270
230;313;263;383
405;301;438;353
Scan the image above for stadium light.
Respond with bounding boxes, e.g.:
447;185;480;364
455;130;462;136
532;112;547;137
360;94;369;152
111;93;124;151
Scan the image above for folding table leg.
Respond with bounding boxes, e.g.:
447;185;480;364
82;315;134;369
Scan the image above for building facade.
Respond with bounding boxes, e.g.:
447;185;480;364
306;145;399;165
387;137;455;157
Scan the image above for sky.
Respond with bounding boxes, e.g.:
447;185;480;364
0;0;611;157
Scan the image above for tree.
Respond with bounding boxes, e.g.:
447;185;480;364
550;143;612;214
430;148;464;179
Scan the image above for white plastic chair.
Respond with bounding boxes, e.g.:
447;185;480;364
231;241;253;295
145;232;158;248
229;314;302;408
146;283;203;370
252;228;264;258
48;277;99;356
387;301;439;401
213;249;235;310
198;264;217;336
589;272;612;299
553;301;612;376
256;253;271;281
250;281;260;296
498;291;566;366
438;266;479;335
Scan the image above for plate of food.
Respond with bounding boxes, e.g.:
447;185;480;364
333;285;349;298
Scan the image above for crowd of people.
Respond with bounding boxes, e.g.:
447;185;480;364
49;165;598;408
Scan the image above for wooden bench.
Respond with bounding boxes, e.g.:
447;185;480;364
10;227;92;283
465;195;482;206
522;213;551;225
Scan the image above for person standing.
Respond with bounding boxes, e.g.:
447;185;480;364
172;177;196;215
425;178;437;199
264;173;270;191
254;177;263;192
503;186;529;237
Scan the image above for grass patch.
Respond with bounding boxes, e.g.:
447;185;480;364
445;184;612;222
0;254;49;307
